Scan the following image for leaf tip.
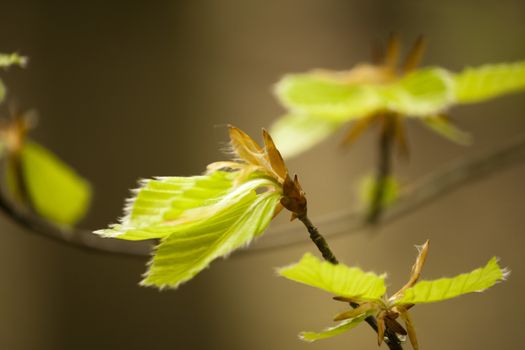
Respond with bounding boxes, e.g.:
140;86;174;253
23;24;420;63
491;256;511;282
298;332;316;343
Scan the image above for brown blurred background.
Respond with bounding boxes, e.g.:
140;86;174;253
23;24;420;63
0;1;524;349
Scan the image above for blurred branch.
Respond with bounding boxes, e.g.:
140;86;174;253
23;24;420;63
251;131;525;252
0;189;153;257
1;132;525;257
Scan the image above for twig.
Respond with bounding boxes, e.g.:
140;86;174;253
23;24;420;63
298;214;403;349
0;132;525;257
298;215;338;264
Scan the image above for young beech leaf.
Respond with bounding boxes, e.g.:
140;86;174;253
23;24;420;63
142;189;281;288
271;54;525;158
99;174;282;289
393;256;508;305
300;313;372;342
97;171;238;240
381;67;454;117
270;114;343;158
97;173;281;289
274;67;453;123
279;242;508;348
275;74;383;121
277;253;386;301
15;141;91;226
97;127;309;289
454;60;525;103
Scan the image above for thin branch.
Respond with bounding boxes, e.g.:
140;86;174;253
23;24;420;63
298;215;338;264
0;133;525;257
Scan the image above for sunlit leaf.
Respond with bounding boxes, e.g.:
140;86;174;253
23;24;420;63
97;127;302;289
96;171;238;240
271;68;456;157
278;253;386;301
275;74;383;121
96;169;283;289
20;141;91;226
455;61;525;103
270;114;342;158
299;313;370;342
383;67;454;116
393;257;507;305
141;186;281;288
271;58;525;158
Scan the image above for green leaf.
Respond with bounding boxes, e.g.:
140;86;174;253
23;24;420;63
393;257;507;305
421;115;472;145
384;67;454;117
275;68;454;122
20;141;91;226
269;114;343;158
141;187;281;288
96;171;238;240
455;61;525;103
299;313;370;342
275;74;383;121
358;175;399;209
278;253;386;301
96;171;282;289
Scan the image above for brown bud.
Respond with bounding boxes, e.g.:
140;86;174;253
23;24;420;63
280;174;307;218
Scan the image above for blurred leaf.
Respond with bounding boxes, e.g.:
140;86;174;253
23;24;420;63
20;141;91;226
0;53;28;68
421;115;472;145
455;61;525;103
141;185;281;288
299;313;371;342
278;253;386;301
271;59;525;158
383;68;454;116
270;114;342;158
358;175;399;209
0;79;5;103
275;74;382;121
393;257;507;305
275;68;454;122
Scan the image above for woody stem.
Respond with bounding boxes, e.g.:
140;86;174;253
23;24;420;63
298;214;338;264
